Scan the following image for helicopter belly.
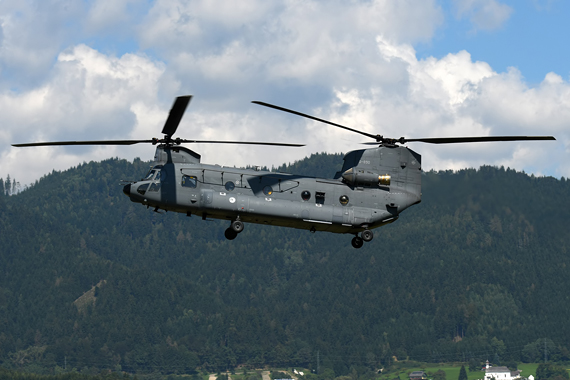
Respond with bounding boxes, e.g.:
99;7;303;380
190;190;396;234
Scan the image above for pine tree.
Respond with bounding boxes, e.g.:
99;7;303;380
459;365;468;380
3;175;9;196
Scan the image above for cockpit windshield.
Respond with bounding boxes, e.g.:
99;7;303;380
143;165;164;181
143;170;157;181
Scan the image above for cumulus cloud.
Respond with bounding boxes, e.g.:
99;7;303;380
317;37;568;177
138;0;444;108
0;1;86;89
0;45;169;184
0;0;568;187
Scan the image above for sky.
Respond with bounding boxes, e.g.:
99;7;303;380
1;0;569;187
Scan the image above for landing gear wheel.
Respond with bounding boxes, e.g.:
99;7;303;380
225;228;238;240
361;230;373;242
231;220;244;233
351;236;364;249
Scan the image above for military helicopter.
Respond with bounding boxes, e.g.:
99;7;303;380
13;95;555;248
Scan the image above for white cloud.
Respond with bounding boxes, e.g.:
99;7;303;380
1;0;568;187
0;1;86;88
310;37;567;177
0;44;168;184
139;0;444;104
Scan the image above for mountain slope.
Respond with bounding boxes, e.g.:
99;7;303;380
1;156;570;375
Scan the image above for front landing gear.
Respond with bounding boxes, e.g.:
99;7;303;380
225;228;238;240
351;236;364;249
225;219;244;240
351;230;373;249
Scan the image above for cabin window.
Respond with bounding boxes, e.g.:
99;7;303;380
182;175;197;188
301;190;311;201
263;185;273;196
225;181;235;192
316;192;325;205
137;183;149;195
339;195;349;205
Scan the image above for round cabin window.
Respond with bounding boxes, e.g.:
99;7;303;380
225;181;235;192
301;190;311;201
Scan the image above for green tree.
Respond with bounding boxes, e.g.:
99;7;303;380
536;363;569;380
468;359;481;372
458;365;468;380
433;370;446;380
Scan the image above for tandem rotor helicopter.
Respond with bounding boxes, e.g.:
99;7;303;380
13;96;555;248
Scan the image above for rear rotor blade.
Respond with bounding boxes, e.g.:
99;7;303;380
162;95;192;137
252;101;381;141
12;139;154;147
404;136;556;144
178;139;304;147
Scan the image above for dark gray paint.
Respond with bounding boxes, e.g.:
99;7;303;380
125;144;422;237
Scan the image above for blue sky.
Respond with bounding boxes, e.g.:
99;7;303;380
0;0;568;186
418;0;570;85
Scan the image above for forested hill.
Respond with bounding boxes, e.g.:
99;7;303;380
1;154;570;376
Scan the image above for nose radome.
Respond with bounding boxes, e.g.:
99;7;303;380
123;183;131;197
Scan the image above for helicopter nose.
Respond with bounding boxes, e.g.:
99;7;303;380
123;183;131;197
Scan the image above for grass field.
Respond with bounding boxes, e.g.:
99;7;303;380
378;363;540;380
204;364;553;380
379;365;481;380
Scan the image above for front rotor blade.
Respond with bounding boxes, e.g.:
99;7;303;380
162;95;192;137
179;139;304;147
12;139;154;147
252;101;380;141
405;136;556;144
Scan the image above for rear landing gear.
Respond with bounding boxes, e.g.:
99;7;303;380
225;219;244;240
361;229;373;242
351;230;373;249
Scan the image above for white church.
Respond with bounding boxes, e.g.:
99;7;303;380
484;360;523;380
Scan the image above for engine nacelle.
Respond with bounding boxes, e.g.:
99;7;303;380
342;168;390;186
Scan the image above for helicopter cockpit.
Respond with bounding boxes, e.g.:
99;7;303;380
143;169;157;181
142;165;165;181
135;166;164;195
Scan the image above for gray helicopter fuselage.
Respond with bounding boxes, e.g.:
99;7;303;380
124;144;422;234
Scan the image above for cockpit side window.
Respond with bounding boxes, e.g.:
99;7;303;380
148;183;161;192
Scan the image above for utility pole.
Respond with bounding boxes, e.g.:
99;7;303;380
317;350;320;375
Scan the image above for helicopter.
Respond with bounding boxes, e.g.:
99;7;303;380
13;95;556;248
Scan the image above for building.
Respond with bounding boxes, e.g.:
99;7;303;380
409;371;427;380
484;360;522;380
